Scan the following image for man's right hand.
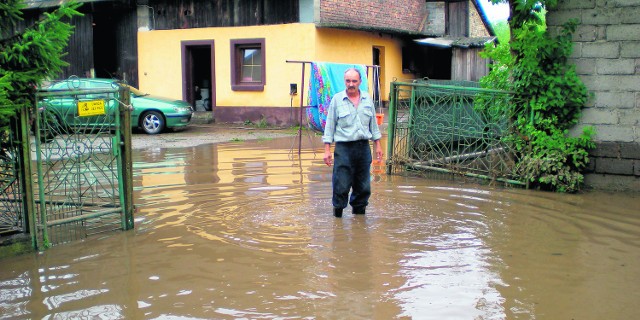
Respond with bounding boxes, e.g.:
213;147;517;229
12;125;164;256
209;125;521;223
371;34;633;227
324;143;333;166
324;151;333;166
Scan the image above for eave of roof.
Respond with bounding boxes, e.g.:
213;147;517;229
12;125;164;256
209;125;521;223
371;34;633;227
315;23;436;37
415;36;495;48
23;0;112;9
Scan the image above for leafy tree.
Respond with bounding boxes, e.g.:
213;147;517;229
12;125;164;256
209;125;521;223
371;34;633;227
0;0;82;129
482;0;595;192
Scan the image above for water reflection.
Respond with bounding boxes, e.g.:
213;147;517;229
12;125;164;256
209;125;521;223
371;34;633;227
1;136;639;319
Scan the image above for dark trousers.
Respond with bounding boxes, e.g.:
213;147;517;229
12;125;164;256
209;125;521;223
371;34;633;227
332;140;372;209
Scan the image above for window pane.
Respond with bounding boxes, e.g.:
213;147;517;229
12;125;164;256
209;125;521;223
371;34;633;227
241;66;261;82
252;66;262;81
251;49;262;63
240;47;262;83
243;48;257;65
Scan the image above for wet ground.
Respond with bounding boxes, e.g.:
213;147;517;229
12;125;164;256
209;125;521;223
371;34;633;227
1;133;639;319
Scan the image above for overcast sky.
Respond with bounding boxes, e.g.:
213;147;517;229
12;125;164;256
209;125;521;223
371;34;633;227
479;0;510;23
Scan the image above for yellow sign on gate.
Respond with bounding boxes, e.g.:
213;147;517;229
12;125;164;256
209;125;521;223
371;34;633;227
77;100;106;117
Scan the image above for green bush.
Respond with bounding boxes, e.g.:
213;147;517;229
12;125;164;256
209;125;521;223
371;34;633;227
481;5;594;193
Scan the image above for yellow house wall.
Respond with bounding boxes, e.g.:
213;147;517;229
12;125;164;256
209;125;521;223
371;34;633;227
315;28;409;101
138;23;317;108
138;23;408;108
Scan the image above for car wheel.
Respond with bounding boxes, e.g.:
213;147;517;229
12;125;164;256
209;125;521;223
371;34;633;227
141;111;165;134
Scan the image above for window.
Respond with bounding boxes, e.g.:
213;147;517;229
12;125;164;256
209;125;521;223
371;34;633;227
231;38;265;91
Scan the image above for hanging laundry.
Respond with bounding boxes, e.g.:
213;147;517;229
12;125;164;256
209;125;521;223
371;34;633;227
307;62;368;132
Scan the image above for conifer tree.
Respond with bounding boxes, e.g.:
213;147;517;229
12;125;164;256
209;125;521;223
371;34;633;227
0;0;81;128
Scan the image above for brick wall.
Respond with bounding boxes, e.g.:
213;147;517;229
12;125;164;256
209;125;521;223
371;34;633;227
319;0;431;34
469;0;490;37
547;0;640;191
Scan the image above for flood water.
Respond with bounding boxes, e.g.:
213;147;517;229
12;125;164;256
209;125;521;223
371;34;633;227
1;136;639;319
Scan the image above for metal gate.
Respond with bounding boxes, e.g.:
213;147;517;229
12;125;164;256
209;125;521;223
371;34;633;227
31;83;134;248
0;118;27;237
387;80;525;186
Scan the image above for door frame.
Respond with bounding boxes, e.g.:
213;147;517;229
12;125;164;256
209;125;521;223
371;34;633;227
181;40;216;110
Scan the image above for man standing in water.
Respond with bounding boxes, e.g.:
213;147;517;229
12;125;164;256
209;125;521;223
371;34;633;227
323;68;383;218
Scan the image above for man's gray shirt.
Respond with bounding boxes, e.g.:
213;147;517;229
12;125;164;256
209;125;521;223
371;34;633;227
322;90;382;144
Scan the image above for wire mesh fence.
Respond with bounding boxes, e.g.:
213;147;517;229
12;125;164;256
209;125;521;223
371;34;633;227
387;79;525;187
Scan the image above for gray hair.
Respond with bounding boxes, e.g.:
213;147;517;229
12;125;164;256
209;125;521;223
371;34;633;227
344;67;362;80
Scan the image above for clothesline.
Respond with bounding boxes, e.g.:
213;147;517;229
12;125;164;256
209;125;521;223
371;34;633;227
285;60;381;155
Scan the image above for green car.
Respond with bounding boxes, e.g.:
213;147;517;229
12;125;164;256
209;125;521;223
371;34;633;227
40;78;193;135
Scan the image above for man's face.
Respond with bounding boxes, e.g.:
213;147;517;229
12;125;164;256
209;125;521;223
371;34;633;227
344;70;361;94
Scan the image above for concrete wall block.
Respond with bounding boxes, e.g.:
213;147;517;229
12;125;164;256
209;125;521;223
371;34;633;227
590;141;620;157
581;107;619;124
595;157;635;174
571;42;583;58
574;25;600;42
620;41;640;58
582;42;620;58
584;173;640;191
547;10;581;26
581;75;640;91
556;0;596;9
619;109;640;126
620;7;640;23
637;92;640;108
582;8;623;25
585;157;596;172
592;124;635;142
572;58;597;74
620;142;640;159
598;0;640;8
596;58;636;75
607;25;640;41
593;91;636;108
636;160;640;176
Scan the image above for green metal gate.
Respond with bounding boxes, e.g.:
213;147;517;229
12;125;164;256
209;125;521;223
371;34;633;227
0;118;28;237
387;80;525;186
31;84;134;248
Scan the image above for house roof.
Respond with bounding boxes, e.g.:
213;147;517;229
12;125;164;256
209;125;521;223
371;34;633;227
415;36;495;48
23;0;112;9
415;1;498;49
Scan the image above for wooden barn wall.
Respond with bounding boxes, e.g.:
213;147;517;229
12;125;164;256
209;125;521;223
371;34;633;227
114;9;138;87
451;47;489;82
150;0;299;29
18;3;139;87
64;15;95;80
447;1;469;37
7;11;94;82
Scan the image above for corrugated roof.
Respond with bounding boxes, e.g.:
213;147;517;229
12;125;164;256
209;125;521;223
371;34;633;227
23;0;112;9
415;36;495;48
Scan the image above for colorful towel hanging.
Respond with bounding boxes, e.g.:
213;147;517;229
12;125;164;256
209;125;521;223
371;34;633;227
306;62;368;132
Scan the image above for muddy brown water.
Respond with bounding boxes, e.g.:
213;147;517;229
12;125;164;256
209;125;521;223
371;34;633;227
1;136;639;319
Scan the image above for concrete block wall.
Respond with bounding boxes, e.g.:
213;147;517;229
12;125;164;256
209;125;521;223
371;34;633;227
319;0;430;34
547;0;640;191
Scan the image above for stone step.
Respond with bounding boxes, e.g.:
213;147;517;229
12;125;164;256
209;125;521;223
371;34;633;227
191;111;214;124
